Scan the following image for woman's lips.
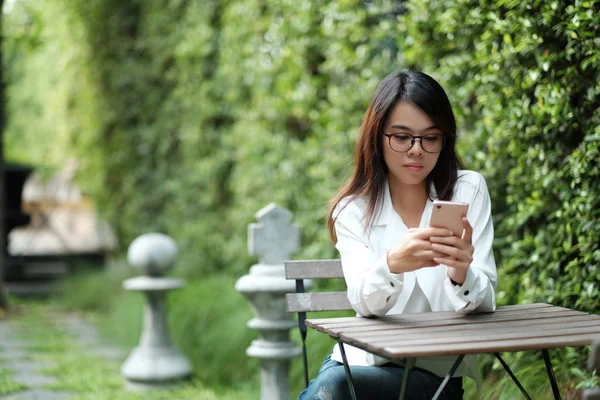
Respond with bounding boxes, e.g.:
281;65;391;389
404;164;423;172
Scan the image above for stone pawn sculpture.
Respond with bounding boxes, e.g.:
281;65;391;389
121;233;192;390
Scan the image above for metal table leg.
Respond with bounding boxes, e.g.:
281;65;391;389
338;341;357;400
542;349;562;400
494;353;532;399
432;355;464;400
399;358;416;400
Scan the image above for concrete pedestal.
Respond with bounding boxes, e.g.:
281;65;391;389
120;234;192;390
236;204;310;400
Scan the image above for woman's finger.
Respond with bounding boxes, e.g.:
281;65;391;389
420;250;447;259
431;243;472;264
431;235;473;254
414;239;437;250
430;243;461;257
430;235;463;246
461;217;473;243
433;256;469;270
414;227;454;240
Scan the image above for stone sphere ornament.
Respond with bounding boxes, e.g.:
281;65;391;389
127;233;178;276
121;233;192;390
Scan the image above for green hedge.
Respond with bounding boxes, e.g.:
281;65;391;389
5;0;597;307
399;0;600;311
4;0;407;276
4;0;599;395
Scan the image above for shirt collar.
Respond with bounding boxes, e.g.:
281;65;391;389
371;177;437;226
371;179;391;226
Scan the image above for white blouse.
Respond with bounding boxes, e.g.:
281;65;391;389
330;170;498;383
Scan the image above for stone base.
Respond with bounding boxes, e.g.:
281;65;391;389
124;378;189;392
121;346;192;384
247;339;301;361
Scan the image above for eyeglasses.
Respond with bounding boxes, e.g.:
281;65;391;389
382;133;446;153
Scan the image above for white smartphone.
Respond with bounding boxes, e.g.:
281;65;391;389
429;200;469;237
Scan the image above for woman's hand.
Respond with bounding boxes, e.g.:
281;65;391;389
429;217;474;285
387;227;454;274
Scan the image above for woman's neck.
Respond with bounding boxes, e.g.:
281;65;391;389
388;176;428;227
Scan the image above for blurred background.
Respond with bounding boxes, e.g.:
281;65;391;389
0;0;598;399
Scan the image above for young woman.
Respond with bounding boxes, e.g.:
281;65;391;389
299;71;497;400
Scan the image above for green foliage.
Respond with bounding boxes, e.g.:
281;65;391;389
3;0;404;277
0;367;28;395
399;0;600;310
56;263;135;313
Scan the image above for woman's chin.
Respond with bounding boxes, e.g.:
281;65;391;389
391;172;427;187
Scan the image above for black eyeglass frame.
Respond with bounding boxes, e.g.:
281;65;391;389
382;133;447;154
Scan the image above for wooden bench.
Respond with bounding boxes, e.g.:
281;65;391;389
284;259;352;387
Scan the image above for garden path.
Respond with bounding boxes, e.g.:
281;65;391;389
0;311;125;399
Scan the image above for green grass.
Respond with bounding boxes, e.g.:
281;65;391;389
1;300;258;399
0;365;29;395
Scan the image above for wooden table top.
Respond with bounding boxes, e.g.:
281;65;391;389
305;303;600;359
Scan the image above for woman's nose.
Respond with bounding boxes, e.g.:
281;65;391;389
408;138;424;156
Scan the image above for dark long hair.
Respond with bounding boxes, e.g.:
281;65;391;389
327;70;465;242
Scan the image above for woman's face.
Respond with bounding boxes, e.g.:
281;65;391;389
382;101;443;188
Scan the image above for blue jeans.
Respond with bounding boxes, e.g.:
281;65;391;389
299;354;463;400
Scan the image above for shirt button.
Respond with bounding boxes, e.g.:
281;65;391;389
390;281;395;287
464;290;470;296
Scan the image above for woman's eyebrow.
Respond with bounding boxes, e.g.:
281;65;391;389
389;124;442;132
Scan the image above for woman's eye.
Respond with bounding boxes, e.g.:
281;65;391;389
424;135;442;142
393;135;411;141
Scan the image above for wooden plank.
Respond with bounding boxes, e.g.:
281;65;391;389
305;303;553;324
284;260;343;279
358;324;600;351
307;304;568;332
366;320;600;347
309;303;555;325
286;292;352;312
341;314;600;340
380;333;600;358
335;309;595;336
308;307;594;340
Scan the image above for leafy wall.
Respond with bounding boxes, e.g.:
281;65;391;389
5;0;599;303
6;0;599;305
399;0;599;312
4;0;407;276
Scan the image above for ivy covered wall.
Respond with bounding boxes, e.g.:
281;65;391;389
4;0;599;307
399;0;599;312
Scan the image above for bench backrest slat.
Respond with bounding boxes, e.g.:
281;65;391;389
284;259;343;279
285;259;351;314
286;292;352;313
